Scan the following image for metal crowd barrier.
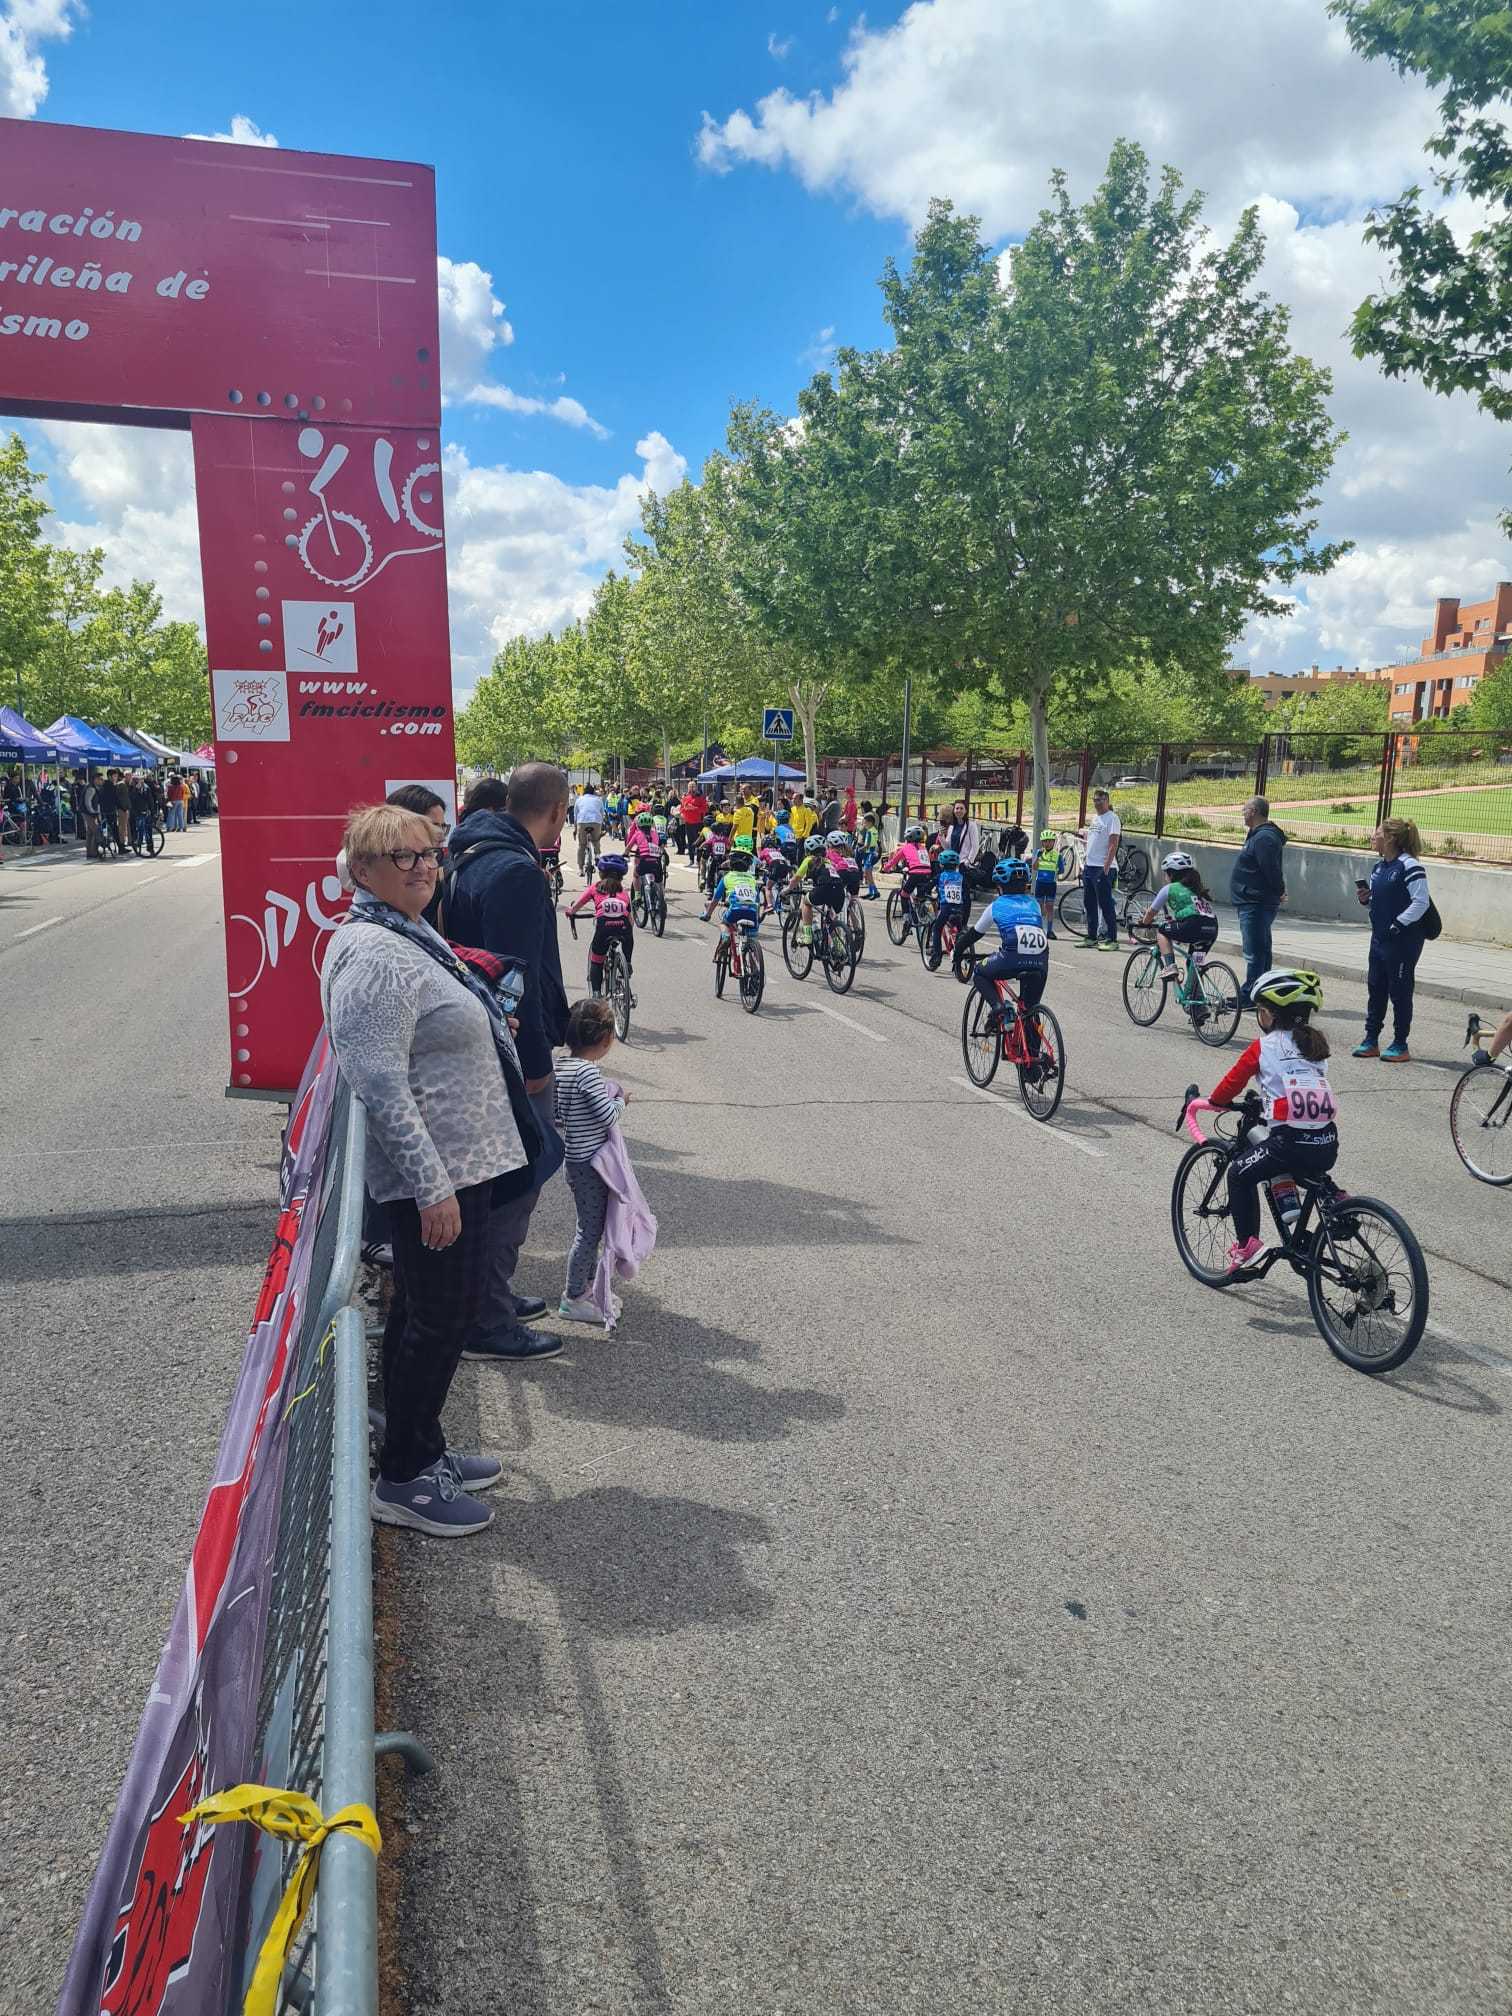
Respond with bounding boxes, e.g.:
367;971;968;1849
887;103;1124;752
246;1076;387;2016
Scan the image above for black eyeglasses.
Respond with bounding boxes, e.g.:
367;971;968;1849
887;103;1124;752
383;847;447;871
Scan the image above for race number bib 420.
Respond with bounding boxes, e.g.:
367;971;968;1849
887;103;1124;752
1014;924;1048;955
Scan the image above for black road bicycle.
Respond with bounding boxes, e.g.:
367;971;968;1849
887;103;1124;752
1450;1014;1512;1187
1172;1085;1428;1374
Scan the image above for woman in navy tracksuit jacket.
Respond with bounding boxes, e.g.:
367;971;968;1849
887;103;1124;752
1353;816;1431;1063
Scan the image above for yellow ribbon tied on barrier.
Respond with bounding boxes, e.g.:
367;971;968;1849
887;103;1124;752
181;1784;381;2016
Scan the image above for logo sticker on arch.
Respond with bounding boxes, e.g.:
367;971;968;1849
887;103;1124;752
282;600;356;673
212;669;291;742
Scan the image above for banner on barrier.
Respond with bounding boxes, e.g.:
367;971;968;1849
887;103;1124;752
57;1040;337;2016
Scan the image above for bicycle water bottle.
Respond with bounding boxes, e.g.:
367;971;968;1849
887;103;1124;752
1270;1176;1301;1231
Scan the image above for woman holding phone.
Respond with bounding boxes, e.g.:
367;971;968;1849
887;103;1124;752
1352;817;1432;1063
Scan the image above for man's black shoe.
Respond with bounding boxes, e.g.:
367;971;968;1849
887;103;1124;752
512;1295;548;1321
462;1328;564;1362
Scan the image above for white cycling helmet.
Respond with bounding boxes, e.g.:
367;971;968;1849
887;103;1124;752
1162;851;1194;873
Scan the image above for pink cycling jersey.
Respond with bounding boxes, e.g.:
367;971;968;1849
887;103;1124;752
884;842;931;874
568;886;632;926
624;826;659;859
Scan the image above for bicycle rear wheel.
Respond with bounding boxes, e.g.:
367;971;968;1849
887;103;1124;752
1056;885;1087;936
1017;1005;1064;1121
1308;1196;1428;1373
606;948;632;1040
739;937;765;1014
147;822;166;857
1171;1141;1234;1285
1121;946;1167;1027
823;917;857;995
885;889;909;945
1118;843;1149;893
961;990;1001;1088
1056;842;1078;884
1449;1061;1512;1185
1192;958;1241;1047
782;916;813;979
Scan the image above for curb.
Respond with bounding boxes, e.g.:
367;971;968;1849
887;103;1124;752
1210;933;1506;1015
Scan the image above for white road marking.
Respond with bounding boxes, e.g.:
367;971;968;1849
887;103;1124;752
808;1001;887;1043
1426;1325;1512;1377
173;853;217;868
948;1074;1107;1157
14;917;62;940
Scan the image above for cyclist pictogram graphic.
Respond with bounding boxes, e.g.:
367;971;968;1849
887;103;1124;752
294;425;443;592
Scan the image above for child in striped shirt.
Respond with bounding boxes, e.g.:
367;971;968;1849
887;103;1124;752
554;997;627;1323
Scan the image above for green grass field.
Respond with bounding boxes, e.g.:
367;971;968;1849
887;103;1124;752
1308;787;1512;838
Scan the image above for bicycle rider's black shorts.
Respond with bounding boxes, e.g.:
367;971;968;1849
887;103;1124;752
806;870;845;911
1167;912;1218;950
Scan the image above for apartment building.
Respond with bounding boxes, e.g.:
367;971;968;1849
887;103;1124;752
1244;664;1387;710
1379;583;1511;724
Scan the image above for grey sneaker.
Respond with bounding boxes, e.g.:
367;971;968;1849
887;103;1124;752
443;1448;504;1493
371;1464;493;1537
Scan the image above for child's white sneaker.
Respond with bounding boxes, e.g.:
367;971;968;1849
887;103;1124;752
558;1293;601;1324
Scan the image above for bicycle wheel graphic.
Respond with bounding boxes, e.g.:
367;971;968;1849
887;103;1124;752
400;462;444;538
298;510;374;589
227;914;268;998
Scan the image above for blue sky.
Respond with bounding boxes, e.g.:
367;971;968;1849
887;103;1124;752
7;0;1512;693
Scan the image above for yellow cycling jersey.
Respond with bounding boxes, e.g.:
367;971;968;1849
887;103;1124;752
787;803;818;840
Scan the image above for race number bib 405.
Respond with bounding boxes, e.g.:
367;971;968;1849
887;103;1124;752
1014;924;1048;956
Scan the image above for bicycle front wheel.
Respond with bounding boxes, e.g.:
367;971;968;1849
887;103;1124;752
846;896;866;961
631;886;648;927
147;822;166;857
885;889;909;945
1119;844;1149;893
1122;946;1167;1027
1056;885;1087;936
739;938;765;1014
1193;959;1242;1047
782;917;813;980
824;918;857;994
1171;1141;1235;1285
713;941;729;998
651;881;667;937
1017;1005;1064;1121
1308;1197;1428;1374
961;990;1001;1088
1450;1062;1512;1185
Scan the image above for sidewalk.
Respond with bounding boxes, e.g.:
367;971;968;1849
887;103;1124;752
1209;903;1511;1012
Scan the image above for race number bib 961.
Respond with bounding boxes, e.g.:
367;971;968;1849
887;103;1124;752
1014;924;1048;955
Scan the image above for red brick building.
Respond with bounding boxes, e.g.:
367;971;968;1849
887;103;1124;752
1380;583;1512;724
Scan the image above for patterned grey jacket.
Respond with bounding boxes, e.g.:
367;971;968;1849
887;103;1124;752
320;915;527;1207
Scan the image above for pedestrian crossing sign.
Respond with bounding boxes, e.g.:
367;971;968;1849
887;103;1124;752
763;707;794;741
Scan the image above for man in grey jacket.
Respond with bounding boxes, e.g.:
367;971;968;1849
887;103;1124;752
1230;796;1287;1006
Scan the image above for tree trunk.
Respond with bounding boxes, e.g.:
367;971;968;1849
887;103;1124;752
791;681;821;796
661;724;672;789
1030;678;1051;841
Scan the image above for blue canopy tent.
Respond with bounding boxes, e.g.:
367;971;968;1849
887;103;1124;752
0;707;61;764
697;757;806;785
90;722;156;768
43;716;124;768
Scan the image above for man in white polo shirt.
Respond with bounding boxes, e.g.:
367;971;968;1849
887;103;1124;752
572;779;606;876
1077;786;1121;949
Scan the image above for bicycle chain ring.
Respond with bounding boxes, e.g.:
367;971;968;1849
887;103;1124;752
298;510;374;588
400;462;444;537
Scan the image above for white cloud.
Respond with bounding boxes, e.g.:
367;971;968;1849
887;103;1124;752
0;0;77;117
35;422;205;627
801;324;838;369
436;254;608;437
768;32;793;59
184;113;280;147
698;0;1512;674
444;431;688;691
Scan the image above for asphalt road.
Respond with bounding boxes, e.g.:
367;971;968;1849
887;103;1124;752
5;833;1510;2013
389;850;1512;2016
0;829;285;2013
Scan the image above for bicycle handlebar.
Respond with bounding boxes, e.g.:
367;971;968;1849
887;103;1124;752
1181;1094;1215;1143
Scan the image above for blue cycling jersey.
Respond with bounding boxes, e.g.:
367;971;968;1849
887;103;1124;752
936;868;966;909
972;892;1049;965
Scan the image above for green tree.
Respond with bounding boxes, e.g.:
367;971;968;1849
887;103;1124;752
0;432;55;712
1468;652;1512;732
1274;676;1390;765
803;158;1346;834
456;630;581;772
1331;1;1512;521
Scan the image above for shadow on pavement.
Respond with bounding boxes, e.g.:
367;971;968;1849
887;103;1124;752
0;1201;272;1282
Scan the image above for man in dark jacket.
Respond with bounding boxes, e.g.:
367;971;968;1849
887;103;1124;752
445;764;570;1360
1229;795;1287;1005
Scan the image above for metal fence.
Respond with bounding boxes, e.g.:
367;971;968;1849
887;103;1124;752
245;1077;382;2016
819;729;1512;865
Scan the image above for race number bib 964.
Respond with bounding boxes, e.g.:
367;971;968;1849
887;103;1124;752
1274;1074;1337;1127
